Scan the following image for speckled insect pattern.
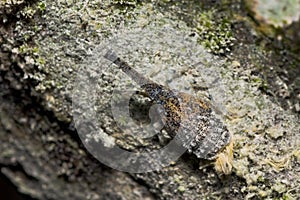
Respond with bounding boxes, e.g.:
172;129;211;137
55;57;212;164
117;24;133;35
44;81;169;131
104;49;234;175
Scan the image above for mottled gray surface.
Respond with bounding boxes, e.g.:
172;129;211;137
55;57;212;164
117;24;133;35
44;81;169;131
0;0;299;199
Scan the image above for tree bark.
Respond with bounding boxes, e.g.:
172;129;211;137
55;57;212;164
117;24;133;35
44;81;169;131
1;0;299;199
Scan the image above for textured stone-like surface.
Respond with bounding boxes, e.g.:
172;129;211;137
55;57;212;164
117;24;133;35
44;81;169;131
0;0;299;199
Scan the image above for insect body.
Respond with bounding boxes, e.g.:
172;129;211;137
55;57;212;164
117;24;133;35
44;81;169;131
104;50;233;174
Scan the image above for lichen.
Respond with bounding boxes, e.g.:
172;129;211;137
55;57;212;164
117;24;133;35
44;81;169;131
37;1;46;12
247;0;300;28
3;0;299;199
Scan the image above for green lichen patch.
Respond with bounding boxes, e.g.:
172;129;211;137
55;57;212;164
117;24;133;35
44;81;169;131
195;10;236;55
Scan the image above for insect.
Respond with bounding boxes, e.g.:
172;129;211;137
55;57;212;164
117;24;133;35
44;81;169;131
104;50;234;175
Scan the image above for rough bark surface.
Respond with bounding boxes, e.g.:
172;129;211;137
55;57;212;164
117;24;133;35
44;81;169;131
0;0;299;199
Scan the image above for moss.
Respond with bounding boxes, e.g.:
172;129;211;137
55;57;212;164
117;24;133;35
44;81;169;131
282;193;296;200
18;44;46;69
36;56;46;66
196;10;235;55
20;5;36;18
37;2;46;12
19;44;39;55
